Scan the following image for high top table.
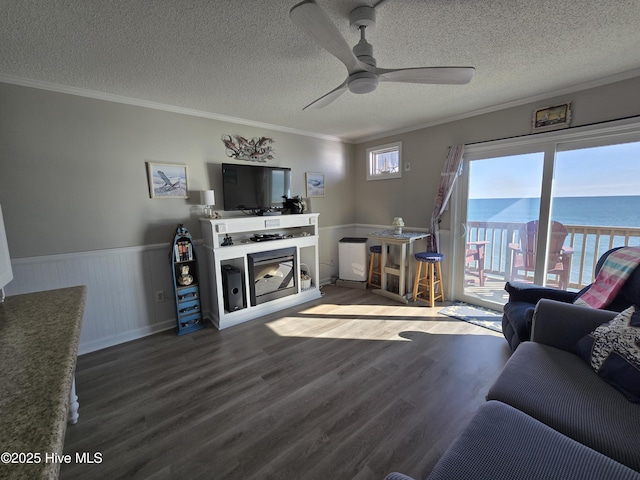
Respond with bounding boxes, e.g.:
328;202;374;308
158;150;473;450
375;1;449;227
0;286;86;480
368;230;430;304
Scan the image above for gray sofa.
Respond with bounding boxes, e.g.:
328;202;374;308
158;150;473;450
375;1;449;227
385;299;640;480
501;246;640;351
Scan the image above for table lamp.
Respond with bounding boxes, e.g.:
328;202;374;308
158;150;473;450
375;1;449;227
392;217;404;235
200;190;219;219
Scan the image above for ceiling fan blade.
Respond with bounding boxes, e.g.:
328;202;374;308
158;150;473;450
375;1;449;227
290;0;363;74
303;79;348;110
376;66;475;85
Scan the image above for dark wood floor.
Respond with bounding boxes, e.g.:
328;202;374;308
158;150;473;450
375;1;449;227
61;285;511;480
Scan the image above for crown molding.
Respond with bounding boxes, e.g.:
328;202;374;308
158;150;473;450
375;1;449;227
352;67;640;144
0;74;344;144
3;68;640;146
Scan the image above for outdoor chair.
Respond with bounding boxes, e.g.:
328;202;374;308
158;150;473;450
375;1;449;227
465;240;490;286
508;220;574;290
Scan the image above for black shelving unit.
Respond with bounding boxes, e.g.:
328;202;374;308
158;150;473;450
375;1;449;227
171;224;205;335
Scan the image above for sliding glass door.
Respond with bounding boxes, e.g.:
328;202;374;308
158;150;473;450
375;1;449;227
550;140;640;289
452;120;640;310
459;152;545;306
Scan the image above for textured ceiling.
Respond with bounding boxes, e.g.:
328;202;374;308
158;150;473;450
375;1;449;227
1;0;639;142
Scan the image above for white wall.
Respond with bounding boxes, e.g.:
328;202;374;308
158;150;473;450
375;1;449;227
6;244;175;354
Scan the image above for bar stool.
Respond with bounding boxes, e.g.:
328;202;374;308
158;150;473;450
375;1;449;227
412;252;445;307
368;245;383;287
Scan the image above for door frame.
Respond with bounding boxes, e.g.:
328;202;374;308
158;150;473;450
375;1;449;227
450;117;640;308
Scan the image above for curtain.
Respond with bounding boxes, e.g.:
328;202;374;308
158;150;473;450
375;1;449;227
429;145;465;252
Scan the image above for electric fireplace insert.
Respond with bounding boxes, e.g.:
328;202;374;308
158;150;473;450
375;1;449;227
248;247;297;306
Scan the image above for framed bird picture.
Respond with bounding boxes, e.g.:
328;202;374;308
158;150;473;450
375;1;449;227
146;162;189;199
305;172;325;197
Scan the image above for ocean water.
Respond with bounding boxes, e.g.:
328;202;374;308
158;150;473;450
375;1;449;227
467;195;640;286
468;196;640;227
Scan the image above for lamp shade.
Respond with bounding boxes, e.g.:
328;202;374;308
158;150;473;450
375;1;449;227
200;190;215;206
391;217;404;235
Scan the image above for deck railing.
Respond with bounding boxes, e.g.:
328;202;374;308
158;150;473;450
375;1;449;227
466;222;640;290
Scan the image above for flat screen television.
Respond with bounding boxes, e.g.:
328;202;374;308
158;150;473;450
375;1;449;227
222;163;291;213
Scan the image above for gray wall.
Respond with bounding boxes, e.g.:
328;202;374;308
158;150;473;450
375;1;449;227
2;76;639;260
0;83;355;258
354;76;640;231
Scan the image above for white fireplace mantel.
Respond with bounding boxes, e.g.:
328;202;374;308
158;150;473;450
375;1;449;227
200;214;321;329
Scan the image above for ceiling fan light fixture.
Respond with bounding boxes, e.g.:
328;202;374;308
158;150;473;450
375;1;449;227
348;71;379;94
290;0;475;109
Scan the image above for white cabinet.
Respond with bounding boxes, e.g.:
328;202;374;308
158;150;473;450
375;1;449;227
338;237;368;282
200;214;321;329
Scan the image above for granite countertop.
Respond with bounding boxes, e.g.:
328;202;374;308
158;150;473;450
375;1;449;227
0;286;86;480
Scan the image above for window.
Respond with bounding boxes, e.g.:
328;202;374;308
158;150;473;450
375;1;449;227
454;117;640;311
366;141;402;180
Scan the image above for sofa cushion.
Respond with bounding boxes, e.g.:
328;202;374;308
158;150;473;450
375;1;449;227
428;401;640;480
504;281;578;304
502;301;535;344
574;305;640;403
486;342;640;472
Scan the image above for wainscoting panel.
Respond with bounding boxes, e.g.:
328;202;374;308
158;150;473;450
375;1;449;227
4;225;448;354
4;224;356;353
6;245;177;354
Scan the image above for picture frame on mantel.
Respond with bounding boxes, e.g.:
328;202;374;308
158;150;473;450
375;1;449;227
146;162;189;199
305;172;325;197
532;102;572;133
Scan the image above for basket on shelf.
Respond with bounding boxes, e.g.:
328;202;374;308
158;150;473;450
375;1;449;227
300;263;312;289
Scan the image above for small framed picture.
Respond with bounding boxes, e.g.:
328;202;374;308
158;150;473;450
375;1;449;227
305;172;325;197
532;103;572;133
146;162;189;199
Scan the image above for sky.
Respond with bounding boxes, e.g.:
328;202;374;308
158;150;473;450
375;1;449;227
468;141;640;199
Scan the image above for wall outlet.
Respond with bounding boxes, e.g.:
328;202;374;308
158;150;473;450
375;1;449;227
404;162;411;172
155;290;165;302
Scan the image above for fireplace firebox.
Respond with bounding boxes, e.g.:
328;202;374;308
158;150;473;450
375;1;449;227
248;247;297;306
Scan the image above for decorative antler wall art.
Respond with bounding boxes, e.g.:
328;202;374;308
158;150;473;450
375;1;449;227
221;135;275;162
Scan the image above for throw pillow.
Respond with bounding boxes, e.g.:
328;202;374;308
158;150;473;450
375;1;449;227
574;305;640;403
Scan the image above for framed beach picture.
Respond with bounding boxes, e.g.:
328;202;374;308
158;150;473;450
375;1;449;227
532;103;572;133
305;172;325;197
146;162;189;199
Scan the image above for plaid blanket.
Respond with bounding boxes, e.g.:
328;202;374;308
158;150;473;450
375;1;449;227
574;246;640;308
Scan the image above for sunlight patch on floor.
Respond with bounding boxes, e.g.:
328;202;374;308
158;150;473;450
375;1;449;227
265;303;499;340
297;303;442;318
266;316;414;341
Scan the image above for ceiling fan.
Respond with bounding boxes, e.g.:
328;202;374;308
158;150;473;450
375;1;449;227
289;0;475;109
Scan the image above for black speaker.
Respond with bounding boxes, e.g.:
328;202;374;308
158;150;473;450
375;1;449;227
222;264;245;311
